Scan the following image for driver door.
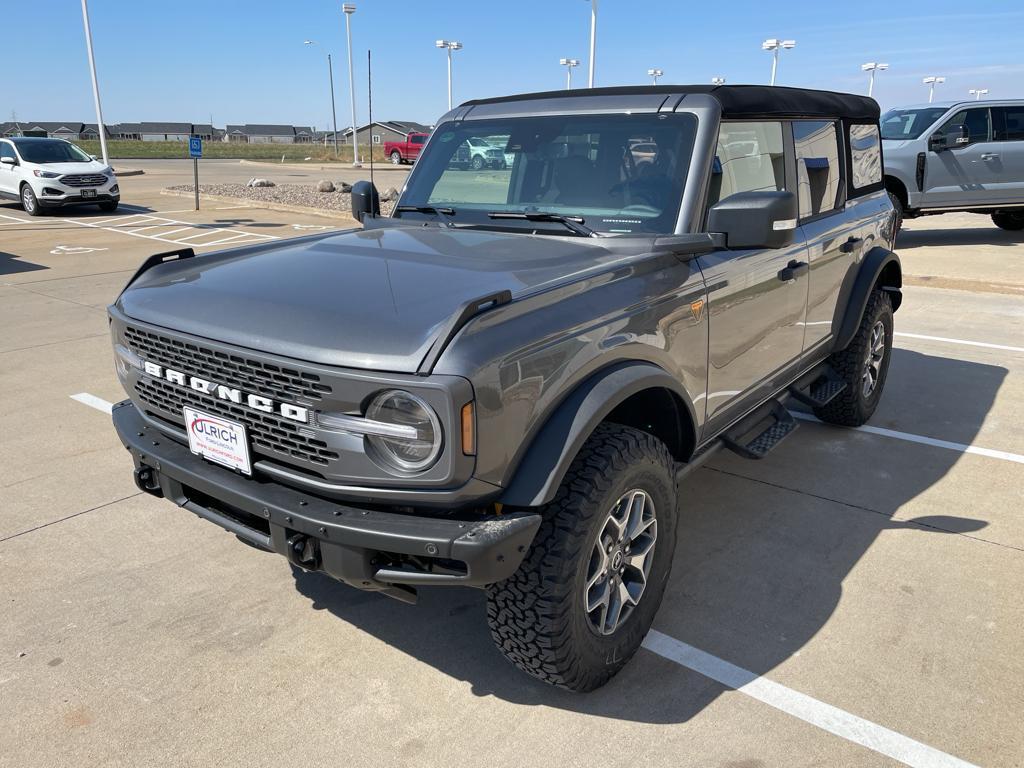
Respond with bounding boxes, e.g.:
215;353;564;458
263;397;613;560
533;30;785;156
923;107;1002;207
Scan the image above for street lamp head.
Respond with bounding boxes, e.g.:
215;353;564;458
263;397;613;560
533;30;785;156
342;3;356;13
762;38;779;50
437;40;462;50
647;68;663;77
781;40;796;49
877;63;889;71
923;76;945;85
303;40;316;45
711;76;726;85
436;39;447;48
451;41;463;50
560;58;579;67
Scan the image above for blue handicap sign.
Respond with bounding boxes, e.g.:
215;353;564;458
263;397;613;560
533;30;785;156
189;137;202;158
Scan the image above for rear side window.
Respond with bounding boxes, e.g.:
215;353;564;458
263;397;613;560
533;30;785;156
940;108;990;143
708;121;785;206
411;135;426;145
793;120;841;218
0;142;15;161
993;107;1024;141
849;123;882;190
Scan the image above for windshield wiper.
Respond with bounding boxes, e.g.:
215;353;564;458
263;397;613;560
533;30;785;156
488;211;598;237
395;205;455;216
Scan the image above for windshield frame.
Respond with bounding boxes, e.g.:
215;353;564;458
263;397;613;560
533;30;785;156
880;107;950;141
11;138;94;164
396;112;699;237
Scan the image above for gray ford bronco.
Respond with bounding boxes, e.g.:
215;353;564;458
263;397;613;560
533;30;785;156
110;85;901;691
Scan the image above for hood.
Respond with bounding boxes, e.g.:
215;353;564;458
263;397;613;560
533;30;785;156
30;160;109;173
117;225;622;373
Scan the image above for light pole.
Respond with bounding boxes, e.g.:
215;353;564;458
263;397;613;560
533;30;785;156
305;41;339;156
711;76;726;86
560;58;580;89
80;0;109;166
922;76;945;103
342;3;360;167
584;0;597;87
969;88;989;101
647;68;663;85
436;40;463;111
861;62;888;98
762;38;795;86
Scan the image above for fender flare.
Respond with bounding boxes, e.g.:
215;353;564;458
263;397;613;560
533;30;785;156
834;246;902;352
499;362;697;508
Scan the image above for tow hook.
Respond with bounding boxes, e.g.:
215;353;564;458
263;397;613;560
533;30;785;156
133;466;163;497
286;533;321;569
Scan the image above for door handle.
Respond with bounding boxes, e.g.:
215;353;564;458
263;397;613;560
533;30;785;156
778;260;808;282
981;153;1000;160
839;236;863;254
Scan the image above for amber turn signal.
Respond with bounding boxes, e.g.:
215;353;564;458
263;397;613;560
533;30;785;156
461;402;476;455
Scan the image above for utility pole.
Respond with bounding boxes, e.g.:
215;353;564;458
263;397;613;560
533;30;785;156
80;0;109;166
586;0;597;87
342;4;361;167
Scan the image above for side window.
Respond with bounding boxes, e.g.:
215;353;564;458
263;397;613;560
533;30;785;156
992;107;1024;141
411;135;426;145
793;120;841;218
848;123;882;190
940;108;990;143
708;121;785;206
0;142;15;161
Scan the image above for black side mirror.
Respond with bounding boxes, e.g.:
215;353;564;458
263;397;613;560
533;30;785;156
930;124;968;152
708;190;797;250
350;180;381;223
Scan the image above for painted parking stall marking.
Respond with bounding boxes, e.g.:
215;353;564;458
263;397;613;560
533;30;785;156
895;331;1024;355
61;212;279;249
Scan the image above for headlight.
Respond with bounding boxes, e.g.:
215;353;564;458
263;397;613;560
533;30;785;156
364;390;443;473
102;167;115;177
33;169;61;179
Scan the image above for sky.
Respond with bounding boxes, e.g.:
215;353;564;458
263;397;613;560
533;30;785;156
5;1;1024;130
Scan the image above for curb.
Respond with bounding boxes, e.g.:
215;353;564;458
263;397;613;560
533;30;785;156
160;188;358;222
113;169;145;177
237;159;407;172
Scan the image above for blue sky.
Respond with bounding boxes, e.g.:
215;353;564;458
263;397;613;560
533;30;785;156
6;1;1023;129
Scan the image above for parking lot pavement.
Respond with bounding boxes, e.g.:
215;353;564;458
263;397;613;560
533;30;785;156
2;201;1023;767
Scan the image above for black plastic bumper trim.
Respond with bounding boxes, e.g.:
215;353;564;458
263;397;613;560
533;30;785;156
112;401;540;588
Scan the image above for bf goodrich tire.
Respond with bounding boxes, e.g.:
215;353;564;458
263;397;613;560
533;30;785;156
992;211;1024;231
814;289;894;427
487;423;678;692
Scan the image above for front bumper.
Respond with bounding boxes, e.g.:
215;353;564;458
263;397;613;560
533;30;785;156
113;401;540;599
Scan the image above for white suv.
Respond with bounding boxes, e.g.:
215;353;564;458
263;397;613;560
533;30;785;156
0;136;119;216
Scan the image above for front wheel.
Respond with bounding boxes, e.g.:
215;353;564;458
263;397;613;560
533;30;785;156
487;424;678;692
470;154;485;171
389;151;402;165
20;184;42;216
813;289;894;427
992;211;1024;231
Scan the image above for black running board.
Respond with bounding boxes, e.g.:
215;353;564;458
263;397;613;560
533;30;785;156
787;365;847;409
721;400;798;460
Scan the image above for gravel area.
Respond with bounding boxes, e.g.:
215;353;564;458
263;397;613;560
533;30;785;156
166;184;396;215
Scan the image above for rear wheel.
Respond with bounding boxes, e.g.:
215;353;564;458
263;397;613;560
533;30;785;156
20;184;42;216
390;150;402;165
487;423;678;692
98;200;118;213
992;211;1024;231
813;289;894;427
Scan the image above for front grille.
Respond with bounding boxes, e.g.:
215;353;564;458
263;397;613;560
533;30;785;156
60;173;108;187
135;377;340;466
124;325;332;402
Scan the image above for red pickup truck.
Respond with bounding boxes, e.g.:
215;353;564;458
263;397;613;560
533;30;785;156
385;133;429;165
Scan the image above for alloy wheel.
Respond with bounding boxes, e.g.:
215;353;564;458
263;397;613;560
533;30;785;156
862;320;886;398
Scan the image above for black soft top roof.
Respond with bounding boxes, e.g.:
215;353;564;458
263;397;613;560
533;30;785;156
462;84;880;121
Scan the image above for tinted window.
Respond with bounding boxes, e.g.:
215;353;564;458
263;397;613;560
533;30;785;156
880;107;947;140
993;106;1024;141
11;139;92;164
708;121;785;206
849;124;882;190
0;142;15;161
402;113;697;235
940;108;990;143
793;120;841;218
411;135;426;145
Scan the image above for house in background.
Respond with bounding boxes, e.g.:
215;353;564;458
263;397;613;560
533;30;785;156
224;125;248;143
80;123;112;141
293;126;315;144
137;122;193;142
10;122;85;139
243;125;299;144
340;120;433;147
191;124;216;141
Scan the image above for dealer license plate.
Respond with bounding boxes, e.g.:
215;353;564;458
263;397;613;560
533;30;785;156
80;189;97;198
183;406;251;475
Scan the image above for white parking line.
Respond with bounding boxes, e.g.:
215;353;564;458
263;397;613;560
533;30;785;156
70;393;114;415
792;411;1024;465
895;332;1024;355
643;631;977;768
63;215;278;250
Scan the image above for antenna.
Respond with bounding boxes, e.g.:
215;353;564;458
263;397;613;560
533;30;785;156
367;48;375;197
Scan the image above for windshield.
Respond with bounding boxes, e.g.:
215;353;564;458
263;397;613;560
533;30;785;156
398;113;698;235
12;139;93;164
880;108;948;140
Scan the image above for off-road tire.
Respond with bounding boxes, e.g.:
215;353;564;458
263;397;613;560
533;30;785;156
813;289;894;427
887;191;903;239
390;150;402;165
992;211;1024;231
486;423;678;692
20;184;42;216
98;200;118;213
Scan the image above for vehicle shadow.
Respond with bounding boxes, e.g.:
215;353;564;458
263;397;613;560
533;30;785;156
897;225;1023;249
289;348;1005;723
